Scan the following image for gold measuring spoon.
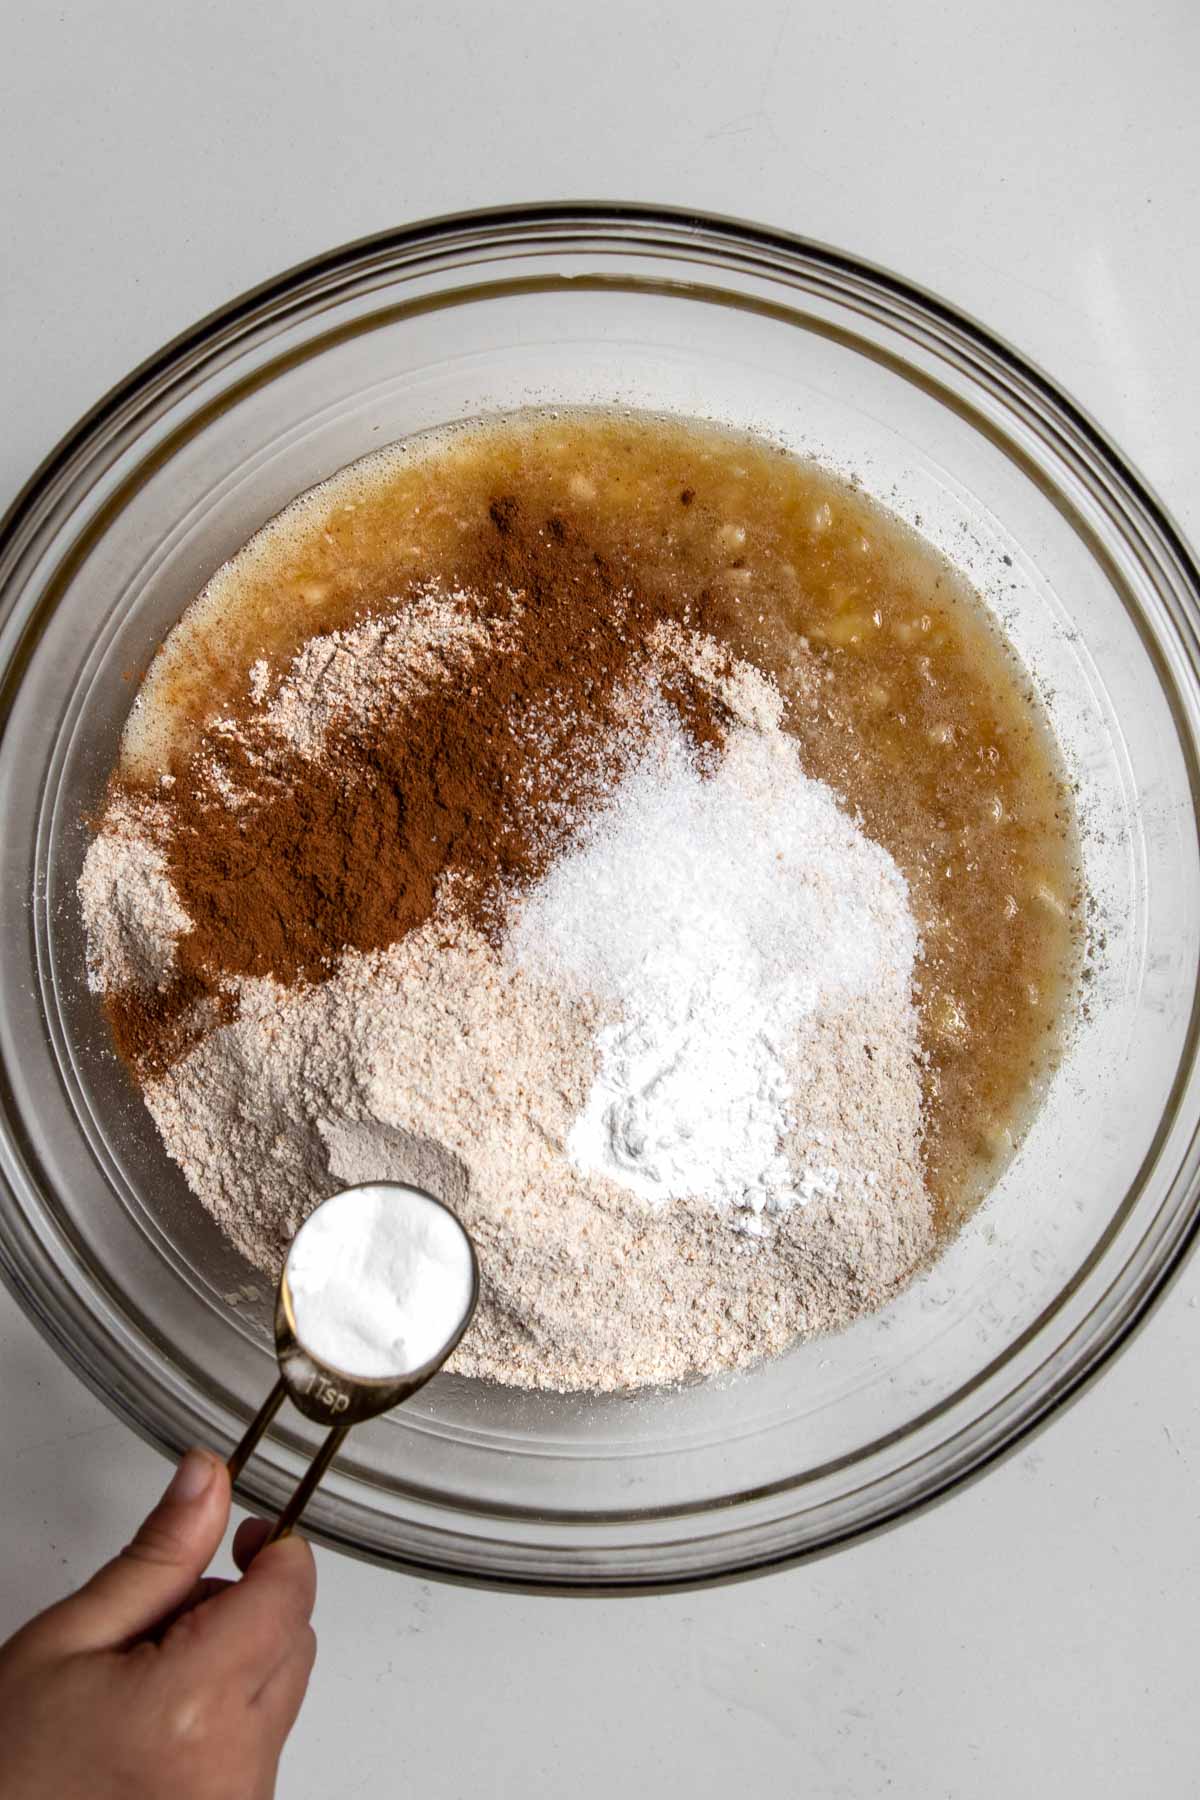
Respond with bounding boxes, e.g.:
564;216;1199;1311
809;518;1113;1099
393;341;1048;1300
227;1182;479;1544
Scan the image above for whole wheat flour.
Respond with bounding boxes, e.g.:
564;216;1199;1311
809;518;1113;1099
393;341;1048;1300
79;796;192;995
143;909;930;1391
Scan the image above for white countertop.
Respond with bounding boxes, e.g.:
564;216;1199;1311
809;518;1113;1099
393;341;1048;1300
2;2;1198;1793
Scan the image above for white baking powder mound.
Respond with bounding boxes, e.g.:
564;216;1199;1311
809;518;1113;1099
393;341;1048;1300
507;716;919;1219
285;1184;475;1378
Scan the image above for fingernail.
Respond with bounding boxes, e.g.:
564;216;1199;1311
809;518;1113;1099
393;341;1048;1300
166;1448;217;1503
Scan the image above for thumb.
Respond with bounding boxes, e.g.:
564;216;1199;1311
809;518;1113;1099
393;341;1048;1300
30;1448;232;1657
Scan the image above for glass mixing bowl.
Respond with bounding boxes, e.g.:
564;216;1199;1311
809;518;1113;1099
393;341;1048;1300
2;204;1199;1590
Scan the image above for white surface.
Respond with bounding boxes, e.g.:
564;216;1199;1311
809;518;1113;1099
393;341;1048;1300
2;2;1198;1794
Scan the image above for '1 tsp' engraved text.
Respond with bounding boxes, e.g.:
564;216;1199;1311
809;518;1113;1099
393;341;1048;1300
307;1374;350;1414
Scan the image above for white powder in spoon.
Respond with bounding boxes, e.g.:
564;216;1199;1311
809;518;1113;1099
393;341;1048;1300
285;1184;475;1378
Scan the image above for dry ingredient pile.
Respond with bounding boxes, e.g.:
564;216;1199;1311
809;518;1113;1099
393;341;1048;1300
79;490;941;1391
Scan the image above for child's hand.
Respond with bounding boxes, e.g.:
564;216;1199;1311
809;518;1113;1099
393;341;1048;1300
0;1449;317;1800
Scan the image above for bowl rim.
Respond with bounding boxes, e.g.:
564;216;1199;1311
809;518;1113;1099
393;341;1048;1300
6;200;1199;581
3;200;1200;1592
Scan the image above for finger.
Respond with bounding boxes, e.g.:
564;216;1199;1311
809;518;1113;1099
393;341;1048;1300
229;1534;318;1633
232;1516;272;1572
164;1534;318;1694
29;1449;231;1655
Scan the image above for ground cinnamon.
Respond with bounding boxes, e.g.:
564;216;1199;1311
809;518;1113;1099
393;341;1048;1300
107;498;729;1076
